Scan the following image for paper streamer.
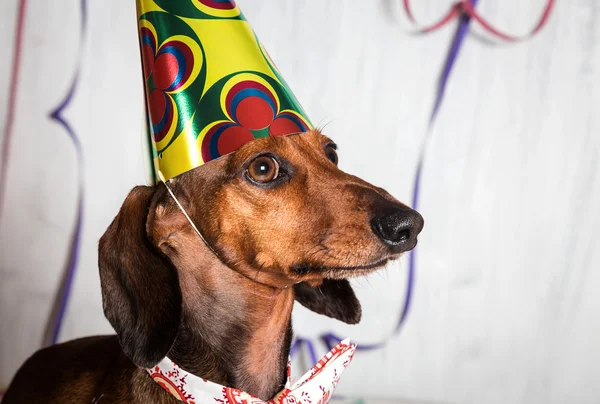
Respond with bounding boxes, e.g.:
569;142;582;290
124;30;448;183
318;0;481;354
0;0;88;351
0;0;28;224
41;0;88;347
293;0;554;360
0;0;28;398
403;0;555;41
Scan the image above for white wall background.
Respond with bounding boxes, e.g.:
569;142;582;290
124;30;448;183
1;1;599;403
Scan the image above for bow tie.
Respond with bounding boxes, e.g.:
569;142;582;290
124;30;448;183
146;338;356;403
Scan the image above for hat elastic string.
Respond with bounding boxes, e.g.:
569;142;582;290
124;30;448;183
158;171;222;260
158;172;299;289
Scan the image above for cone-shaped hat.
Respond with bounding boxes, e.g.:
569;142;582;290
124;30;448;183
137;0;312;182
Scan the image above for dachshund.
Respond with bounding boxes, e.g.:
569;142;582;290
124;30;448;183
3;129;424;403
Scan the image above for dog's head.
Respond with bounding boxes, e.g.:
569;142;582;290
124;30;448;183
99;129;423;367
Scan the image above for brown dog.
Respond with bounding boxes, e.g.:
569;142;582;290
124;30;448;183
3;130;423;403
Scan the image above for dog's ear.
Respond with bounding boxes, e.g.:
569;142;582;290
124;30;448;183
98;186;182;368
294;279;362;324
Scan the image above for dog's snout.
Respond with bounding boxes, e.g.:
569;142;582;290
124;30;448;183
371;207;424;252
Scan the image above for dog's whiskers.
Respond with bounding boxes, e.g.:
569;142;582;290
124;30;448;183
314;118;333;134
306;244;329;261
362;275;374;290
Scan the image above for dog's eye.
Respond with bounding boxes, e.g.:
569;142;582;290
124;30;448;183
325;145;338;165
247;156;280;183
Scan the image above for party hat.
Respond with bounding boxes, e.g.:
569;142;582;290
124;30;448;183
137;0;313;182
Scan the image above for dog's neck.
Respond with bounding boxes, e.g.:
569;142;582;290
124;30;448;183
166;251;295;401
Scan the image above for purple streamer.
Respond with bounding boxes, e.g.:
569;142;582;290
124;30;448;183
290;337;318;366
404;0;481;340
293;0;479;357
42;0;87;347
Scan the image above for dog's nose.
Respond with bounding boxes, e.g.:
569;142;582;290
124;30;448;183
371;206;424;252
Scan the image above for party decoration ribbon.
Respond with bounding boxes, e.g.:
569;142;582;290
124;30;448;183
294;0;554;360
0;0;28;225
0;1;29;395
403;0;555;41
0;0;88;351
41;0;88;348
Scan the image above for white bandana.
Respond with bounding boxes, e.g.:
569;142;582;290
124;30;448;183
146;338;356;404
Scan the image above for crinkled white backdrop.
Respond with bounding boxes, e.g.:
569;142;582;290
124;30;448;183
1;1;599;403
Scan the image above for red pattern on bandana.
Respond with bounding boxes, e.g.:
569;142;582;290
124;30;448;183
146;339;356;404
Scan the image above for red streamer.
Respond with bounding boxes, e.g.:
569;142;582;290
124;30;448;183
403;0;555;41
403;0;462;33
0;0;28;224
